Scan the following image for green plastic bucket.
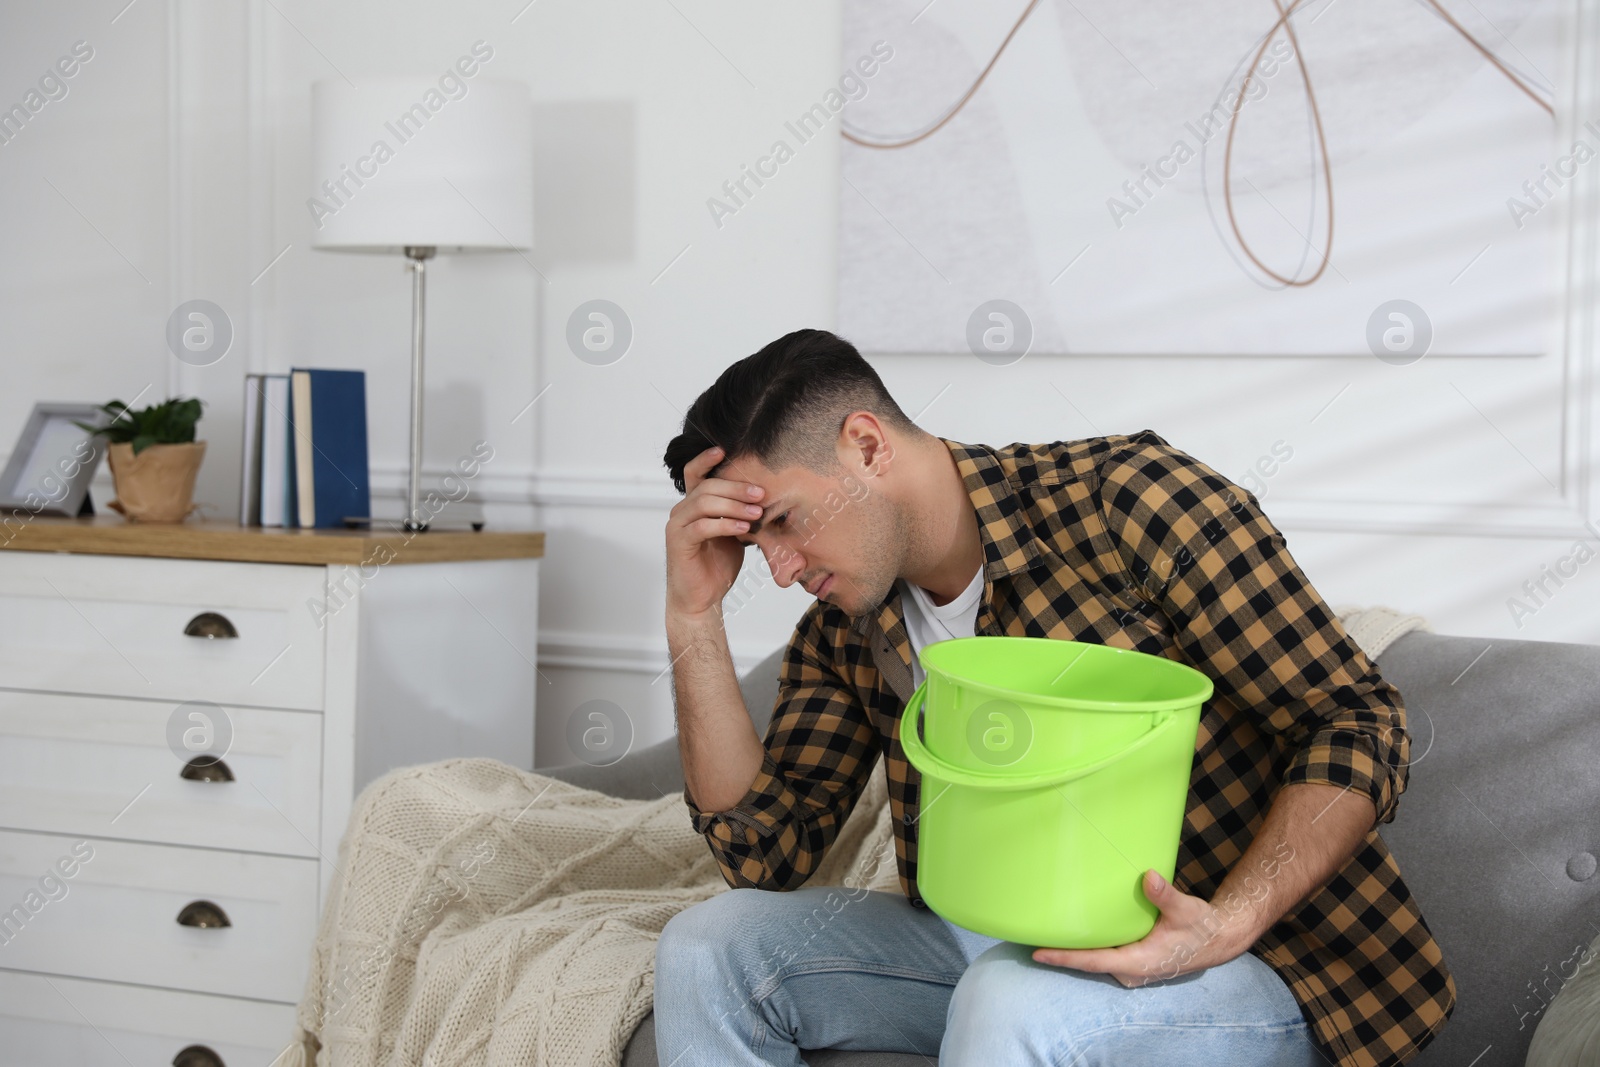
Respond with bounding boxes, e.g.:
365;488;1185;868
899;637;1212;948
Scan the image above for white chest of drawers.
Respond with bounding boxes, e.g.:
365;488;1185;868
0;518;543;1065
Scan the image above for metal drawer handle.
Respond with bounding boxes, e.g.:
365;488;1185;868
173;1046;226;1067
180;756;234;782
183;612;238;639
176;900;232;929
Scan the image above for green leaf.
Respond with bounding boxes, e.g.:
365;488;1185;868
85;396;204;450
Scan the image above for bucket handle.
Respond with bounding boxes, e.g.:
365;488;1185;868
898;680;1182;792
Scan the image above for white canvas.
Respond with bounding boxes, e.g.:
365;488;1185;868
839;0;1567;357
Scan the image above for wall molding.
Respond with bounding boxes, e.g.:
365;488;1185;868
367;463;680;508
1268;508;1600;542
1267;495;1600;541
358;456;1600;541
537;628;775;677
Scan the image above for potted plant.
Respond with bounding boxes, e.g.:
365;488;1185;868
74;397;206;523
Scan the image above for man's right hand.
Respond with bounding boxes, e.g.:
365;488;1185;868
664;444;767;816
665;444;764;620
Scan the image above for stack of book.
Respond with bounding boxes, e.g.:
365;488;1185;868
239;368;371;528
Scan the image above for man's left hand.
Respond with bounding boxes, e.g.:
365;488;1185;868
1030;869;1255;987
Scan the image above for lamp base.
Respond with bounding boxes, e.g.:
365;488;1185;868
340;516;486;533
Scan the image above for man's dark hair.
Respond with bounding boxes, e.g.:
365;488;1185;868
662;328;920;494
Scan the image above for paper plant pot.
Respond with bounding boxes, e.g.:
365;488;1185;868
106;440;206;523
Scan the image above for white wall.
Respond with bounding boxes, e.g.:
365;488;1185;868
1;0;1595;769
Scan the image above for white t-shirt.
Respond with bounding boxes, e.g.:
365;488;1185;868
898;565;985;691
898;565;996;946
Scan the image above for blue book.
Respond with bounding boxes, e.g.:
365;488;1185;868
283;379;298;528
288;368;370;528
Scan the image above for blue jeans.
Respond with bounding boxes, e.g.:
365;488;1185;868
654;886;1324;1066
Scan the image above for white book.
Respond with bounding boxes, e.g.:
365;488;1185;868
260;374;291;527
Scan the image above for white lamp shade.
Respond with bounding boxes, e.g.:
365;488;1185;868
310;78;533;253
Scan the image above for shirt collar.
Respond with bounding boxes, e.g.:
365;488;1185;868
849;436;1044;636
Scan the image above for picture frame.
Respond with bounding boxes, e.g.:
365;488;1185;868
0;402;111;518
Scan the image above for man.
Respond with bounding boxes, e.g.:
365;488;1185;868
655;328;1453;1066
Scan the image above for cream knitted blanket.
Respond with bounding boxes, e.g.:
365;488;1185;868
278;754;901;1067
279;604;1425;1067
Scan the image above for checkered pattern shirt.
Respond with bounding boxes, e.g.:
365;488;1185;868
683;431;1455;1067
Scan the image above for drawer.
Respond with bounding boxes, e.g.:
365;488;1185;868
0;552;327;711
0;830;318;1002
0;969;295;1066
0;691;322;858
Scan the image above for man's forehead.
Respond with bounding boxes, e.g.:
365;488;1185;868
710;454;784;489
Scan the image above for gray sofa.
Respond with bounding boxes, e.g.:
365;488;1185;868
539;630;1600;1067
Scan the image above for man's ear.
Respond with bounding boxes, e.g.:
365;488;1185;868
839;411;894;476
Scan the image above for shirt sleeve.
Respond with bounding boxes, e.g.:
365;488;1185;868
682;603;882;890
1097;432;1409;826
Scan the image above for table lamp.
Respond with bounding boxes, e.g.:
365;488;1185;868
310;77;533;531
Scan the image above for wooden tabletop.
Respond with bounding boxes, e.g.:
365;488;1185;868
0;515;545;566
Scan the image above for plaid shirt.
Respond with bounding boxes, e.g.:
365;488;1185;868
683;430;1455;1067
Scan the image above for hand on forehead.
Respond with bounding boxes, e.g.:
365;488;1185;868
711;452;776;488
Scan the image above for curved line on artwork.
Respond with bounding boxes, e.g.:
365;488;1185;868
842;0;1555;288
